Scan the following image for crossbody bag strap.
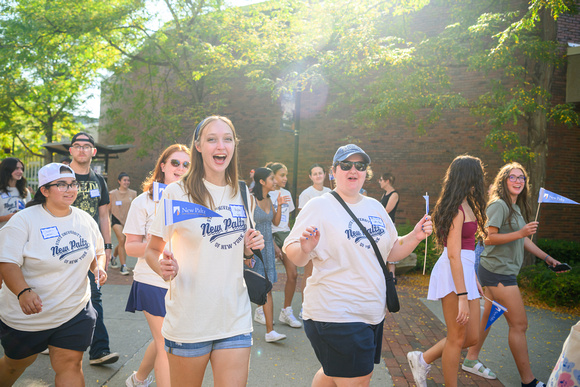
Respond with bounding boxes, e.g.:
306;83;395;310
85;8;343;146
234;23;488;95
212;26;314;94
330;191;388;275
239;181;269;281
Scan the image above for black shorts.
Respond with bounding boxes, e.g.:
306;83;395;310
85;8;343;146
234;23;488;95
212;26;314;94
111;214;122;227
478;264;518;287
0;301;96;360
303;319;383;378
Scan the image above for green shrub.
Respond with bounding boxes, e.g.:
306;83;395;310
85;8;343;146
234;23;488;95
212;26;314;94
535;239;580;264
518;263;580;307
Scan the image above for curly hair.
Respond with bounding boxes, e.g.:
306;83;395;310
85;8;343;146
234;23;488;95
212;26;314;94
432;155;488;249
488;162;531;227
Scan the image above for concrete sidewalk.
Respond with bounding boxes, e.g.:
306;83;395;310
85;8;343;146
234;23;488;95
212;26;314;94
2;256;577;386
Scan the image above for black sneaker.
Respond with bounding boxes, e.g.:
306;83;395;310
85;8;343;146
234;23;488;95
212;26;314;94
89;351;119;365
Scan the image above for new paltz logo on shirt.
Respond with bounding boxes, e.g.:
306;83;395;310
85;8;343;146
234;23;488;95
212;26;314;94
345;216;386;250
201;205;246;250
51;230;90;264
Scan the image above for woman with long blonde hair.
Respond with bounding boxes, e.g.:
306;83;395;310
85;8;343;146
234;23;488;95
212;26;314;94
144;116;264;386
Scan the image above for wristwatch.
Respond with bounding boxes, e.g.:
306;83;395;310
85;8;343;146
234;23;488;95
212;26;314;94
104;243;113;250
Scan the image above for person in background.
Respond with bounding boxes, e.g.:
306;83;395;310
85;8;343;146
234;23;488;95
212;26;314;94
68;131;119;366
0;163;107;386
144;116;264;386
257;162;301;329
248;169;255;193
251;167;286;342
0;157;31;229
407;155;488;387
123;144;191;387
59;156;72;165
462;162;563;387
297;163;331;318
378;172;400;283
284;144;432;387
109;172;137;275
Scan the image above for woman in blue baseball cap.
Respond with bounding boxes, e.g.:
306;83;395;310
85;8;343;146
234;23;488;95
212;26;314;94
284;144;432;387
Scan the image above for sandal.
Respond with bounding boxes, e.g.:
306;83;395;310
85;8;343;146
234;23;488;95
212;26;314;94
462;360;497;379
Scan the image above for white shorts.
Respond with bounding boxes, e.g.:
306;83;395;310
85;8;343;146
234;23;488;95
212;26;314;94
427;248;480;301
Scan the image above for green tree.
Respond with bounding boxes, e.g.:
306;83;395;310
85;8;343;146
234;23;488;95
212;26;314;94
0;0;138;161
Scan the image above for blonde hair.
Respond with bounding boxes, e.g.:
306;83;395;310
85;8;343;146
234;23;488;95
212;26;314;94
182;116;240;209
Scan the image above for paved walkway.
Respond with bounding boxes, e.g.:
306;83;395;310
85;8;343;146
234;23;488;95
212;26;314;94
3;258;577;386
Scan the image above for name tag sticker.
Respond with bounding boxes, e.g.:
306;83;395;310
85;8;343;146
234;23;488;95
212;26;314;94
1;193;9;199
369;216;385;228
115;200;122;206
40;226;60;240
230;204;246;218
90;189;100;198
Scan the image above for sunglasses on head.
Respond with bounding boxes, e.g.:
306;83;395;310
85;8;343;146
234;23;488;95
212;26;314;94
336;161;368;172
170;159;190;168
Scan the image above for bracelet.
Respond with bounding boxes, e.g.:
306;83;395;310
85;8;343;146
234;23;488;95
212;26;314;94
544;255;550;261
17;288;32;299
104;243;113;250
457;292;468;297
244;252;254;259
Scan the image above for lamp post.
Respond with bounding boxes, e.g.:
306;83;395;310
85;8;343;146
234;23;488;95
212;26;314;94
291;89;301;221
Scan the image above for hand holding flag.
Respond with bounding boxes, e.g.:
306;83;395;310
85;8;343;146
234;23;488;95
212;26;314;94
159;250;179;281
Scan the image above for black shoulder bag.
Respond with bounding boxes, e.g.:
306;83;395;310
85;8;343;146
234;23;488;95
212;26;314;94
239;181;272;305
330;191;400;313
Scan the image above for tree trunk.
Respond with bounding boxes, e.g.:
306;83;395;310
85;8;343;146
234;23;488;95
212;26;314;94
43;122;54;165
523;8;556;267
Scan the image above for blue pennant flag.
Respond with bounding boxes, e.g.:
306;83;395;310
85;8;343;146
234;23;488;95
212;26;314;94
485;300;508;330
164;199;222;225
538;188;579;205
153;182;167;202
423;193;429;214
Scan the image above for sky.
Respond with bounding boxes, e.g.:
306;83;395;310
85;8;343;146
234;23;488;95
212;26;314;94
79;0;265;119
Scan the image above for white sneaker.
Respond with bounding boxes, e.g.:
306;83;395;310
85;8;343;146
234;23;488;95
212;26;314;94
126;371;153;386
120;265;130;276
299;307;303;320
279;306;302;328
407;351;430;387
254;306;266;325
265;330;286;342
110;256;120;269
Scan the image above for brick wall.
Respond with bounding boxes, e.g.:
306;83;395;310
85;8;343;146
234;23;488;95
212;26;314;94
101;0;580;242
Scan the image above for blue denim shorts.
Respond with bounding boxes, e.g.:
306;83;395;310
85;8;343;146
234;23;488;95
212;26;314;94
165;332;252;357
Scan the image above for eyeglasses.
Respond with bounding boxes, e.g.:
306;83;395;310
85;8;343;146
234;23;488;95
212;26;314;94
46;182;80;192
336;161;368;172
170;159;190;168
508;175;526;183
71;144;93;151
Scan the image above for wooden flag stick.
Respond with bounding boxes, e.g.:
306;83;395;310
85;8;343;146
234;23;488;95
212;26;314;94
423;192;428;275
168;237;172;300
531;203;541;242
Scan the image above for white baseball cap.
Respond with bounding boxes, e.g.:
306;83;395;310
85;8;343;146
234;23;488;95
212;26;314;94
38;163;76;186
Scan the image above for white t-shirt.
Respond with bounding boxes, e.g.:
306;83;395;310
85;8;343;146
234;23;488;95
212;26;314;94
149;180;253;343
283;193;398;325
0;187;31;229
298;186;331;209
0;205;103;331
269;188;295;232
123;192;168;289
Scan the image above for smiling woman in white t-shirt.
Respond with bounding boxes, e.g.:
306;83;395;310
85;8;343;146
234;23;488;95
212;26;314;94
0;163;106;386
123;143;190;387
0;157;31;229
284;144;432;387
144;116;264;387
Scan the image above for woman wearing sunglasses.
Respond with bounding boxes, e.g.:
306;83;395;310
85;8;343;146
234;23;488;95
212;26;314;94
462;162;562;387
108;172;137;275
144;116;264;386
123;144;190;387
284;144;432;387
0;163;106;386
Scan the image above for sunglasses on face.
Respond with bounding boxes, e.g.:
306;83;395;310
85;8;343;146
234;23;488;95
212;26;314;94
336;161;368;172
170;159;190;168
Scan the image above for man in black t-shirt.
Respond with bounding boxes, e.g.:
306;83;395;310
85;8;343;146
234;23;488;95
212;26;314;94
69;132;119;366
